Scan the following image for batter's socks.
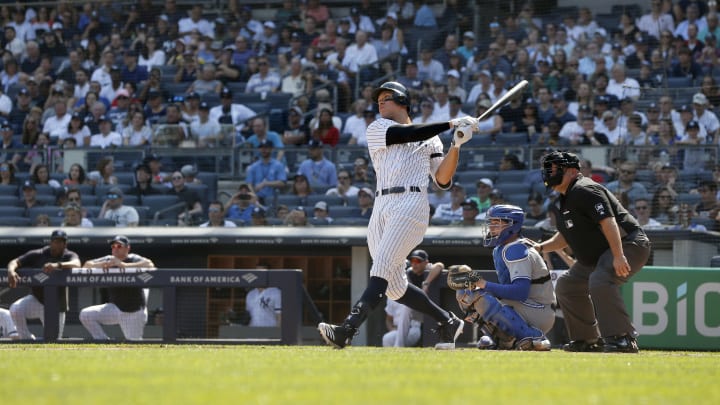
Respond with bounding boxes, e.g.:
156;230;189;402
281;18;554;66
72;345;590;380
343;276;388;329
395;283;449;322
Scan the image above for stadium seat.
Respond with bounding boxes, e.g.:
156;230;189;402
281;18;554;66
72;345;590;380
0;206;24;217
326;206;359;218
307;194;344;207
0;216;32;226
677;193;701;206
495;132;529;145
667;77;692;88
331;217;369;226
496;183;530;195
455;170;498;185
27;206;64;220
267;92;293;110
0;184;18;196
691;217;718;231
496;170;530;184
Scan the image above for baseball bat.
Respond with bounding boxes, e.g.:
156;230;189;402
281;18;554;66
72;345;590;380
457;79;529;138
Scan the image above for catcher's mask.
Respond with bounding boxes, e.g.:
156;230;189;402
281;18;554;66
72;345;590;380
483;204;525;247
540;150;580;187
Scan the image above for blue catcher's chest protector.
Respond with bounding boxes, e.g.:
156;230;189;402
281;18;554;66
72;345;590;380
492;241;528;285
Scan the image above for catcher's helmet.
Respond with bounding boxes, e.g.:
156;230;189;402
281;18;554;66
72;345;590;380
483;204;525;247
372;81;410;106
540;150;581;187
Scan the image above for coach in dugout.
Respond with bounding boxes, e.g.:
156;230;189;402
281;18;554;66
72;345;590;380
6;230;81;340
79;236;156;341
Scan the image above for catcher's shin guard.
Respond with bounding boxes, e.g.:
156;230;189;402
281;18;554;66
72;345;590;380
477;293;545;342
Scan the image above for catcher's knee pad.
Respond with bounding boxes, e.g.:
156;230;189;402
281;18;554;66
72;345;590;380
480;295;544;341
456;289;485;312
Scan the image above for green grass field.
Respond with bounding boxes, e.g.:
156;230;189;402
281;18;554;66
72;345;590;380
1;345;718;404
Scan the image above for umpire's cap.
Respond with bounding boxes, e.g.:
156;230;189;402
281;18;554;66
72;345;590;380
372;81;409;106
409;249;429;262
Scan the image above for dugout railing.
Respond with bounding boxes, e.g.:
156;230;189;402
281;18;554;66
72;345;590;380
0;268;303;345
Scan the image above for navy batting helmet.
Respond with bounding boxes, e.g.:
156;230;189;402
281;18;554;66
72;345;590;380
483;204;525;247
540;150;580;187
372;81;410;106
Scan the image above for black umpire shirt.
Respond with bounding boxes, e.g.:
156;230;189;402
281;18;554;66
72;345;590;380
16;246;80;312
555;175;642;267
95;253;149;312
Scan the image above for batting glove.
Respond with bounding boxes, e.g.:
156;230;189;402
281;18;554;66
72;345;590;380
453;124;474;147
450;116;479;130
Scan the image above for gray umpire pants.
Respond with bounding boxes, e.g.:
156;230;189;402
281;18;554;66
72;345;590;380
555;230;651;341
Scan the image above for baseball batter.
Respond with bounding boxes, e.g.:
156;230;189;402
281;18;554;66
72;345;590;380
79;236;156;340
318;81;479;349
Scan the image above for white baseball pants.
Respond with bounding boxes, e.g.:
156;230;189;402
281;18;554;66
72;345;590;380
80;303;147;340
9;295;66;340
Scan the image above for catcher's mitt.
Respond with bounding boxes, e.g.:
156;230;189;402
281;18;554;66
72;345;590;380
447;265;484;290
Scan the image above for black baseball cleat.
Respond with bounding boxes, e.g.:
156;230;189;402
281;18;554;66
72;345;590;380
562;339;604;352
434;312;464;350
318;322;355;349
603;334;639;353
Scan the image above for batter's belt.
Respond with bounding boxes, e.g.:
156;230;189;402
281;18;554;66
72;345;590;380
375;186;422;196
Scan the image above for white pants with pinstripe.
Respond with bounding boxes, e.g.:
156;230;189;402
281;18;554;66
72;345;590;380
368;192;429;300
80;303;147;340
9;295;66;340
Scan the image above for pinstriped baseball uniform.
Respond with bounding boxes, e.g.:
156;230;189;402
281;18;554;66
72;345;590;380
366;118;447;300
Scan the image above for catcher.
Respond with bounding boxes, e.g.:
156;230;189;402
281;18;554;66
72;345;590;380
448;204;555;350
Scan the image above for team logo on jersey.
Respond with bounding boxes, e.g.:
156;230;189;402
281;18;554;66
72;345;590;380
595;203;606;215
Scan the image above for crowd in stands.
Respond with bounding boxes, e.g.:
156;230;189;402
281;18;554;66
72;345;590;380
0;0;718;231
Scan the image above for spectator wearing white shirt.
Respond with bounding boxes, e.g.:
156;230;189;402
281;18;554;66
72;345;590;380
347;7;376;35
674;3;707;40
417;47;445;83
138;36;166;70
692;93;720;141
280;58;306;97
340;30;378;83
637;0;675;39
91;50;115;89
190;102;222;147
606;63;640;100
348;109;375;146
73;69;91;100
6;8;34;41
89;115;122;149
432;85;451;121
4;26;25;60
42;100;72;141
432;183;466;223
245;56;281;93
199;201;237;227
343;100;368;140
209;87;256;127
413;97;436;124
326;169;359;199
122;111;152;146
178;5;214;41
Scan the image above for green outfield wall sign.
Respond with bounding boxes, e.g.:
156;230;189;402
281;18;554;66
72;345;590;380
622;267;720;350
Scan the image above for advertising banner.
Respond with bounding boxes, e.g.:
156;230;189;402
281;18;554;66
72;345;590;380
622;267;720;350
